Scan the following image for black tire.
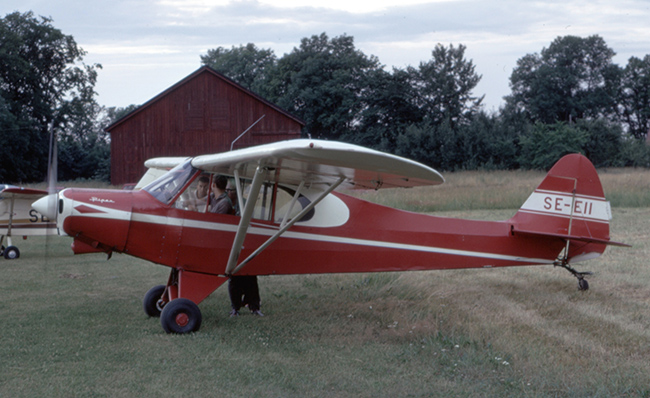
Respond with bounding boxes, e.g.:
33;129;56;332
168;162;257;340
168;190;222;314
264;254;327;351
143;285;166;317
160;298;202;334
578;278;589;291
4;246;19;260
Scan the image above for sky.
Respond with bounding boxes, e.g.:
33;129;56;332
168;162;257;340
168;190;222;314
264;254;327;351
4;0;650;112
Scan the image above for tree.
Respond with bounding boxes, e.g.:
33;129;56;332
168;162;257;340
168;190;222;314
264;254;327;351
58;103;111;181
506;35;619;124
454;111;521;170
267;33;382;140
355;43;483;157
408;43;483;129
619;55;650;140
0;93;30;180
0;11;101;182
519;123;588;169
200;43;276;95
354;67;423;149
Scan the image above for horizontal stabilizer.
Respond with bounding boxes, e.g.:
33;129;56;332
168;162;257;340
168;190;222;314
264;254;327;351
512;227;631;247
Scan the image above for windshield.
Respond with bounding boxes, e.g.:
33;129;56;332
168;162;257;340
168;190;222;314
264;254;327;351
143;160;197;204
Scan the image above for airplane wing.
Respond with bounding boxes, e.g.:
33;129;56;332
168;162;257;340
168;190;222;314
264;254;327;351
191;139;443;276
1;187;49;200
191;139;444;189
143;157;191;170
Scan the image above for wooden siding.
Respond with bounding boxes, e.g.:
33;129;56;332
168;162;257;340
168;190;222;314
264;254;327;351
107;67;303;186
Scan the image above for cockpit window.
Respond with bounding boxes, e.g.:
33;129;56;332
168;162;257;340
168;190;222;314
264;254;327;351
274;186;314;223
143;160;197;204
239;181;314;223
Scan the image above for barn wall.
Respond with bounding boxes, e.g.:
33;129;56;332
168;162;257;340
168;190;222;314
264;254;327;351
108;69;302;185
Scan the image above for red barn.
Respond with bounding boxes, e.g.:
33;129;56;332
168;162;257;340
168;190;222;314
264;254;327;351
106;66;304;186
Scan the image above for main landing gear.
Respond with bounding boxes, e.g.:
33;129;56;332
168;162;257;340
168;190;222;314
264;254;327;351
554;259;592;291
1;245;20;260
142;284;203;334
0;235;20;259
143;285;166;317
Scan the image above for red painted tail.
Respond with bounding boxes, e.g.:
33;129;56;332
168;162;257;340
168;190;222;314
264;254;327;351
510;154;626;263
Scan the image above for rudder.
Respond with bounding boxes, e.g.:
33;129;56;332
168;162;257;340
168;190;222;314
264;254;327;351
510;154;618;263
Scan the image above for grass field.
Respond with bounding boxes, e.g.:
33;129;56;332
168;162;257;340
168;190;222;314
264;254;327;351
345;166;650;211
2;169;649;397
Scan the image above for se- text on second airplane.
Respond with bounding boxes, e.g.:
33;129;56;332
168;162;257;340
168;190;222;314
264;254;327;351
1;185;56;259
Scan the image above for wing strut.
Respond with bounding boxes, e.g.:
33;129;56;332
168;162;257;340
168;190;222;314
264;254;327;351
233;169;245;212
227;176;345;276
224;165;267;276
280;181;305;230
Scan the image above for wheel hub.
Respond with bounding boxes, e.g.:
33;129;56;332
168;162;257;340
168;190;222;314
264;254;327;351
175;313;189;327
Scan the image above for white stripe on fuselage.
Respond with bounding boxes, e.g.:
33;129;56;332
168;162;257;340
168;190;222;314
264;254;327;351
72;205;554;265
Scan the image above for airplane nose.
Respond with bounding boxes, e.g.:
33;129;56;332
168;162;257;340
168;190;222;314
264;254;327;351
33;193;58;220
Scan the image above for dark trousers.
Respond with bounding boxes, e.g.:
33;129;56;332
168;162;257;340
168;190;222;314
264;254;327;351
228;275;261;311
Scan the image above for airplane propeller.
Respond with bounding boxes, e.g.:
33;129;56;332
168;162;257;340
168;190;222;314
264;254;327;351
33;128;59;222
39;127;59;258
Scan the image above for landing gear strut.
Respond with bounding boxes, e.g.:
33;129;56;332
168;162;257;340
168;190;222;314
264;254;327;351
554;259;592;291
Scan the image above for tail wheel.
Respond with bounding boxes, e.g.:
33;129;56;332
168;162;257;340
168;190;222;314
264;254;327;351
3;246;19;260
160;298;202;334
578;278;589;291
143;285;167;317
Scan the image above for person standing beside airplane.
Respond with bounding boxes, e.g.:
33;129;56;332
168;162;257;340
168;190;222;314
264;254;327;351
221;179;263;317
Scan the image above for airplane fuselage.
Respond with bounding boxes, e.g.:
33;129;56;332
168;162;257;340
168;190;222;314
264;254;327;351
58;187;566;278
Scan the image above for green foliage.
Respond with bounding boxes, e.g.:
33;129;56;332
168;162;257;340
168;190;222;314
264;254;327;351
200;43;276;95
0;94;31;180
3;21;650;183
196;32;648;171
0;11;101;183
507;35;619;124
58;130;110;181
619;55;650;140
408;43;483;129
618;136;650;167
390;111;521;171
578;118;624;167
268;33;383;140
519;122;588;169
353;68;423;148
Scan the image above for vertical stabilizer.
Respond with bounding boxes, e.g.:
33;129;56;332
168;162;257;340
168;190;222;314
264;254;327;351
510;154;619;263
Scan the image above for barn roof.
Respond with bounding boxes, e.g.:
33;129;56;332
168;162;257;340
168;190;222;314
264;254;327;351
105;65;304;132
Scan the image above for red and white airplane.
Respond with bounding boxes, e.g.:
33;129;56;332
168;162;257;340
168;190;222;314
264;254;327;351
33;140;628;334
1;185;57;259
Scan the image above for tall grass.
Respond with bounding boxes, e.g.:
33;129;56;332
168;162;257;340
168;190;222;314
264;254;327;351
2;169;648;397
1;212;648;397
346;167;650;212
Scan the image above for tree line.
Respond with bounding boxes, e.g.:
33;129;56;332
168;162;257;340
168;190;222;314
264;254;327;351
1;12;649;183
202;33;650;171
